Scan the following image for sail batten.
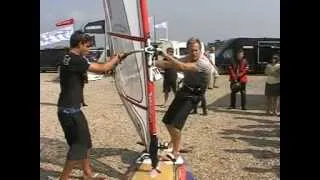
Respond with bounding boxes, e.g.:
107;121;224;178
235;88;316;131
108;32;146;42
119;94;148;110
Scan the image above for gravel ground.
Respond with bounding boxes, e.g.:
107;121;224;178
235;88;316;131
40;73;279;180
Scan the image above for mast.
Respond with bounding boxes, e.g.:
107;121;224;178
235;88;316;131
140;0;158;169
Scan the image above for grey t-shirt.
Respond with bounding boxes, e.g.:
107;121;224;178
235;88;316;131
181;55;212;88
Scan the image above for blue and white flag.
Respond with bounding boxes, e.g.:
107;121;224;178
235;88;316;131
40;25;74;47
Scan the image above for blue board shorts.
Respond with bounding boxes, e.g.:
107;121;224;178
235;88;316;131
57;107;92;160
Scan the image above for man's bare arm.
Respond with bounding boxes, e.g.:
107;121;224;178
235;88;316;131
88;53;128;74
162;54;198;72
155;60;174;69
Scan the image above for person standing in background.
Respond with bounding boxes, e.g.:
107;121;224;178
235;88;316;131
207;47;219;89
228;49;248;110
162;47;178;107
264;54;280;116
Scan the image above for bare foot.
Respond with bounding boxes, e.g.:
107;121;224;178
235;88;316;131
150;168;161;178
83;173;107;180
159;153;184;164
160;152;180;161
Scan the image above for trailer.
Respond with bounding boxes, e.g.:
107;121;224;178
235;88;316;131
40;48;67;72
215;37;280;74
40;47;104;73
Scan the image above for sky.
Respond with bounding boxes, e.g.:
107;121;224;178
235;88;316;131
40;0;279;47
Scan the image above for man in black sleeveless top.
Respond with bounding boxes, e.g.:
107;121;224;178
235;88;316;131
155;38;212;162
57;30;128;180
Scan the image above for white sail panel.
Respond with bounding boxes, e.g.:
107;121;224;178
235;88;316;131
103;0;150;149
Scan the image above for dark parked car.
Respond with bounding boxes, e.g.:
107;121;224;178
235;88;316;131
40;48;67;72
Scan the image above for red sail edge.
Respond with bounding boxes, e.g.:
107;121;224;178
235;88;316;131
140;0;159;170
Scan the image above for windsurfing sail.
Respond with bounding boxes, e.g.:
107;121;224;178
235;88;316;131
103;0;158;169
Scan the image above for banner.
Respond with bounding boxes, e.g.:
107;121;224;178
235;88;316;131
148;16;155;41
56;18;74;27
154;21;168;40
40;25;74;47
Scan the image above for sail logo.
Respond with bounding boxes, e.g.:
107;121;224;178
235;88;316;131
151;67;162;81
85;25;103;30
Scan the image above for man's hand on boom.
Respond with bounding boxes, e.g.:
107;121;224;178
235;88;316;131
88;52;131;74
155;49;175;69
116;52;131;63
156;48;198;72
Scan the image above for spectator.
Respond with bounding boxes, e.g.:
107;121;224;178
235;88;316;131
162;47;178;107
264;54;280;116
228;49;248;110
207;47;219;89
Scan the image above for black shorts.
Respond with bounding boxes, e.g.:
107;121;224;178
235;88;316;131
58;109;92;160
162;91;201;130
163;79;177;93
265;83;280;96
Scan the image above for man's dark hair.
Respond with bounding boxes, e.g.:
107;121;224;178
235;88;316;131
232;48;245;63
272;53;280;63
69;30;91;48
237;48;244;53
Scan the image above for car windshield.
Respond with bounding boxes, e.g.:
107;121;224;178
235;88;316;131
179;47;188;56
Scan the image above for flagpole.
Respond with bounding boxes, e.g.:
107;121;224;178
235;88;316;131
166;22;168;40
153;16;156;42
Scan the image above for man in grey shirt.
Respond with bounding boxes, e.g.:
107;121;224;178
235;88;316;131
155;37;212;162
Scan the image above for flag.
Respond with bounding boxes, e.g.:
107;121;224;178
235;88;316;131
148;16;155;41
40;25;74;46
56;18;74;27
155;21;168;29
148;16;154;26
148;16;154;31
